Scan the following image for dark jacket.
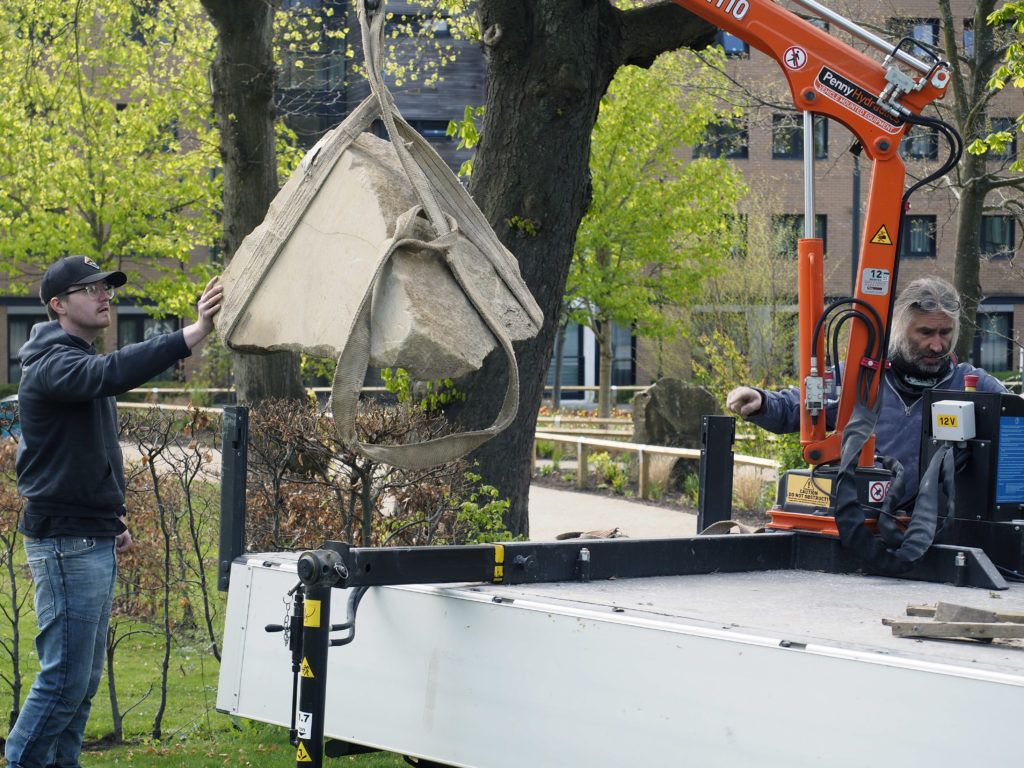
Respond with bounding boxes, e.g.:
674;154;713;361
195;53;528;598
16;320;190;521
748;361;1006;504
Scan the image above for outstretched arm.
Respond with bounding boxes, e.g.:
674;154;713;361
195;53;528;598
183;276;224;351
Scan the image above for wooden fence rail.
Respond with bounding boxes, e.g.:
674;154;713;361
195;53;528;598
533;430;778;501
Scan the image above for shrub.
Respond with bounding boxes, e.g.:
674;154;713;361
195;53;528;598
591;451;631;495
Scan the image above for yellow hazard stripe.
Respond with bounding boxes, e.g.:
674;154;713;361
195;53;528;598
493;544;505;583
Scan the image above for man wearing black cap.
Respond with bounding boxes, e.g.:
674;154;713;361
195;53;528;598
5;255;223;768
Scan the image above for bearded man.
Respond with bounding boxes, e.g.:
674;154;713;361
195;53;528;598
725;276;1006;507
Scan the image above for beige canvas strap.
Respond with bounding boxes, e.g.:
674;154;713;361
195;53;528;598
331;2;540;470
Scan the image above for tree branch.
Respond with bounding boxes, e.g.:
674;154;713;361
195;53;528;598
614;1;718;70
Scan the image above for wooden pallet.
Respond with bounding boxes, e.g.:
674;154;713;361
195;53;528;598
883;602;1024;641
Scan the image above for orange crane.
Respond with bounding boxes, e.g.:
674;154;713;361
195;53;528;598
673;0;958;466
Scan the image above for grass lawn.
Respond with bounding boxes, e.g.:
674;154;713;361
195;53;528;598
2;607;412;768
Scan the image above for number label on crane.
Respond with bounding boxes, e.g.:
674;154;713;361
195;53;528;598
861;268;890;296
297;710;312;739
706;0;749;22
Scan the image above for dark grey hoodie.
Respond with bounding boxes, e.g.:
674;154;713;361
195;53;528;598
16;320;189;528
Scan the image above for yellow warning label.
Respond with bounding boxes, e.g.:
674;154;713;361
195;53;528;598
936;413;959;428
300;657;314;678
493;544;505;582
870;225;893;245
304;599;321;628
785;474;833;508
296;743;313;762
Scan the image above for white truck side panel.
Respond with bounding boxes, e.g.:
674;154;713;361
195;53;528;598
218;557;1023;768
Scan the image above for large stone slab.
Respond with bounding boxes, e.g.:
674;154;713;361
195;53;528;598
217;129;537;380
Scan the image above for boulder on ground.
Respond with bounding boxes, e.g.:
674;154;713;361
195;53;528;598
632;378;720;448
632;379;721;489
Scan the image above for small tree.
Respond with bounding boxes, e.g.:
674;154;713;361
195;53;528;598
0;437;27;731
567;47;746;416
0;0;221;313
115;407;223;742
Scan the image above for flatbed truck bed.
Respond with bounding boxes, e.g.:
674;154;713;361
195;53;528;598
218;551;1023;767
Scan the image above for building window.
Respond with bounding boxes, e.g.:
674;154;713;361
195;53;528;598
887;17;940;57
900;125;938;160
974;311;1013;371
278;42;346;91
988;117;1018;162
981;215;1015;259
694;121;748;159
118;314;179;381
771;113;827;159
8;314;49;383
609;322;635;388
813;116;829;160
902;215;936;258
964;18;1015;59
385;13;451;38
772;214;827;258
408;120;453;141
715;30;749;57
546;322;584;400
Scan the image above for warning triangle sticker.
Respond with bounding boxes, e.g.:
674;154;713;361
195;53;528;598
296;743;313;762
870;225;893;245
300;657;314;678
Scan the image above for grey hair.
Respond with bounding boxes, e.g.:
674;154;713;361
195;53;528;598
888;276;961;356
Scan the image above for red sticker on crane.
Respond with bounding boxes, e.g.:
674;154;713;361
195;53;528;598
784;47;808;71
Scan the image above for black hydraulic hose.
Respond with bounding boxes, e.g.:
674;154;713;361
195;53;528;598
885;109;963;355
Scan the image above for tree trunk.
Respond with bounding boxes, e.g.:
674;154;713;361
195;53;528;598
105;629;124;743
462;1;715;535
551;320;566;410
597;321;614;418
953;157;986;362
201;0;304;400
938;0;1000;363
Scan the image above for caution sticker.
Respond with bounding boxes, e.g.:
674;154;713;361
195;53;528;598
300;657;314;678
870;225;893;245
304;599;321;628
296;743;313;762
785;474;832;508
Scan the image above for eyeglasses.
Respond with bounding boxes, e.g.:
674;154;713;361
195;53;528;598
63;283;116;299
913;298;960;312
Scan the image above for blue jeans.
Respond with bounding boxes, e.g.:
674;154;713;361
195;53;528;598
5;536;117;768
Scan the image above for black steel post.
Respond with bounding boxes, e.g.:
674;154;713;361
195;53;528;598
295;585;332;768
218;405;249;591
697;415;736;533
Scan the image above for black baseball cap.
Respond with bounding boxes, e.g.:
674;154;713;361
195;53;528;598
40;255;127;303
